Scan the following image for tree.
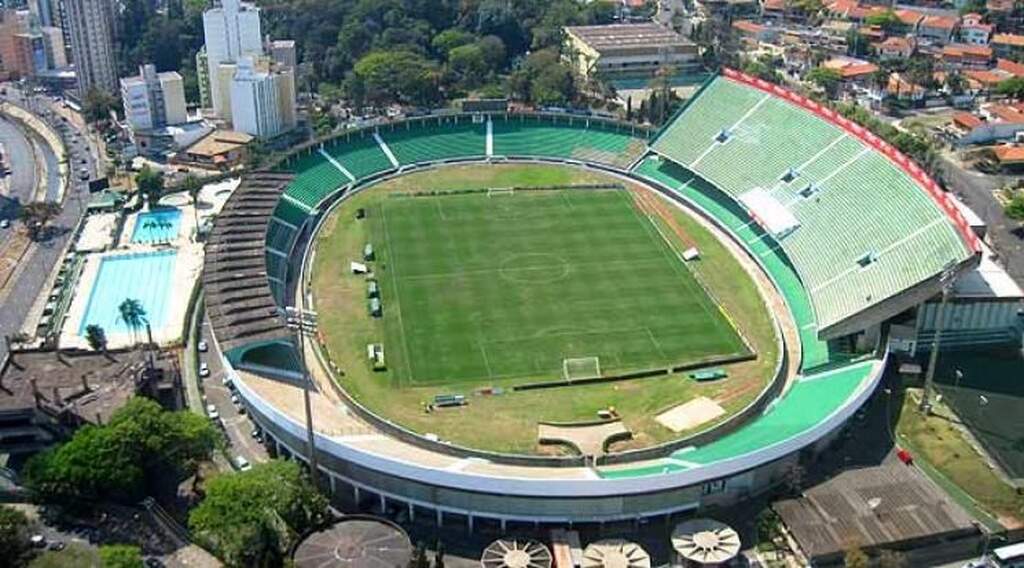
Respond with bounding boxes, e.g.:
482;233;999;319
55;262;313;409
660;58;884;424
1005;192;1024;221
23;398;218;505
99;545;143;568
82;88;118;125
182;174;204;233
448;44;489;89
843;546;869;568
135;165;164;204
997;76;1024;99
431;28;476;58
117;299;147;346
17;201;61;241
945;71;968;96
351;50;440;107
189;460;329;567
865;10;901;32
807;67;842;98
0;505;32;567
84;324;107;354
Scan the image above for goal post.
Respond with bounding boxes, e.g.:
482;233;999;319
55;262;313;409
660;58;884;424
563;357;601;381
487;187;515;197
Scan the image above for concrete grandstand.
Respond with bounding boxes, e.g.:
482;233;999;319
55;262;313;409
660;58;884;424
199;70;1017;527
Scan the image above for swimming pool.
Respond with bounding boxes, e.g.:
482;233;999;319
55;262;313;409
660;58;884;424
132;208;182;243
77;250;178;336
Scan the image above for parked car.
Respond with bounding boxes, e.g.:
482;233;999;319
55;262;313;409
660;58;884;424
233;456;252;471
206;404;218;420
197;340;208;352
198;362;210;377
0;219;9;229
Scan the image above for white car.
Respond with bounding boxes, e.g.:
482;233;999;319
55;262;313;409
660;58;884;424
197;340;208;352
233;456;252;471
0;219;9;229
206;404;219;420
198;362;210;377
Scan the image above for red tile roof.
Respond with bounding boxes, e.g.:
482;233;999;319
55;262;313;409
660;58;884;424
993;145;1024;163
953;112;983;129
894;9;924;26
733;20;767;34
997;58;1024;77
943;43;993;59
921;15;958;30
965;69;1008;85
993;33;1024;47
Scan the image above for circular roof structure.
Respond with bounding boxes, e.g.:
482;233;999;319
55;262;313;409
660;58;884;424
671;518;741;565
293;517;412;568
480;538;552;568
581;539;650;568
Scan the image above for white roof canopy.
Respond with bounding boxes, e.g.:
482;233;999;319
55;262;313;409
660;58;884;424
739;188;801;238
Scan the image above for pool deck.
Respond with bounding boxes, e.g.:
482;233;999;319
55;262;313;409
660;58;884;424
60;242;204;349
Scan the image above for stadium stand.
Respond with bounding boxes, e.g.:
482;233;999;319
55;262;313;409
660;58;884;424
381;117;487;163
649;71;978;337
491;114;647;168
282;151;349;209
322;133;393;180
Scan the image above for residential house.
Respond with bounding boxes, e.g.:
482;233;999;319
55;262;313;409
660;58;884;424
942;43;993;68
997;58;1024;77
822;56;880;89
894;8;924;32
959;13;992;45
886;72;927;101
762;0;787;21
991;145;1024;170
992;33;1024;60
877;36;916;60
919;15;959;44
733;20;779;43
964;68;1009;91
951;102;1024;145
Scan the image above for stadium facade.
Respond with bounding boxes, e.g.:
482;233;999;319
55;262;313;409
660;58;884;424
202;69;1022;527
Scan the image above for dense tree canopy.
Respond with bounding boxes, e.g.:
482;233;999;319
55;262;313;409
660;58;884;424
23;398;218;505
0;505;33;567
99;545;144;568
189;460;329;567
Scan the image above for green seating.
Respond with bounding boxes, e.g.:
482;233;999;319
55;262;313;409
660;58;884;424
382;119;486;163
265;220;297;254
492;115;644;168
283;151;348;209
272;199;309;228
648;75;974;332
323;134;393;180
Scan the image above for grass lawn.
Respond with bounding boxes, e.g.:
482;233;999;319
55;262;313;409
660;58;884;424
311;164;777;453
896;388;1023;529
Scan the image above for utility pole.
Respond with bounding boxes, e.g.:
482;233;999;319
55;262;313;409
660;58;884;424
284;305;320;489
920;263;958;414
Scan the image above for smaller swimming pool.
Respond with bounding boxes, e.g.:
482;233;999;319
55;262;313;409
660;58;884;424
132;208;182;243
78;249;178;336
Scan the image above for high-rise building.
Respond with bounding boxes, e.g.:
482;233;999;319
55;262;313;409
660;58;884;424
30;0;56;28
64;0;117;96
267;39;295;69
40;26;65;68
202;0;261;118
229;56;295;138
196;46;211;109
120;64;187;132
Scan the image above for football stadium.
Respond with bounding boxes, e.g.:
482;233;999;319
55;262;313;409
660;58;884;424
202;69;1017;527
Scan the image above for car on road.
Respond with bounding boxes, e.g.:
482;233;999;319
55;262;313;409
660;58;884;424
221;375;233;387
199;362;210;377
47;541;65;551
0;219;9;229
206;404;219;420
233;456;252;471
197;340;208;352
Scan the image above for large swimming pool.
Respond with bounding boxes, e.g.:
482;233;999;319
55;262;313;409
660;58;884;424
132;208;182;243
77;250;178;335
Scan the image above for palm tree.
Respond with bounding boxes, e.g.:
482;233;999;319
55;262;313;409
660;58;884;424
117;298;147;346
182;174;203;238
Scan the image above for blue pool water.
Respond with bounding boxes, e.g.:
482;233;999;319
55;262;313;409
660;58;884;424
78;250;178;335
132;208;182;243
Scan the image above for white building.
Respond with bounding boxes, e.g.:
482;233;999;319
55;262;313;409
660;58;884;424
120;64;187;132
63;0;117;95
229;56;295;138
202;0;262;119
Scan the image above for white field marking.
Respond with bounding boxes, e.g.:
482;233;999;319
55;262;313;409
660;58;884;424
645;326;667;359
379;204;415;383
374;131;400;167
809;217;946;295
478;342;494;380
785;148;870;208
690;94;770;168
485;117;493;157
319;148;356;182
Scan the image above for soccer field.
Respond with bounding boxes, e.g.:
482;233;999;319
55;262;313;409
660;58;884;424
371;189;748;386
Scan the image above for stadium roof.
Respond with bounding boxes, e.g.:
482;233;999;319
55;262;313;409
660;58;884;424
202;171;293;353
649;70;980;338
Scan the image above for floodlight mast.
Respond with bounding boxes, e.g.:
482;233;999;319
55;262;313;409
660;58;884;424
920;263;959;414
284;305;320;489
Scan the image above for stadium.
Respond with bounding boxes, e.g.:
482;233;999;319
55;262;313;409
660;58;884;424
201;68;1015;528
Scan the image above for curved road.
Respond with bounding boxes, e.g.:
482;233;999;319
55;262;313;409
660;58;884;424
0;114;38;225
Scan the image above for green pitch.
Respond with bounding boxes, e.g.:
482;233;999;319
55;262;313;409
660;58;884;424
371;189;748;386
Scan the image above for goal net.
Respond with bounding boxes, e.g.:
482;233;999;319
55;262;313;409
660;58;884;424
563;357;601;381
487;187;514;197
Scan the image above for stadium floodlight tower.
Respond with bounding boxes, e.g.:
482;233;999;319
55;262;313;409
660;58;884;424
283;305;320;489
920;261;959;414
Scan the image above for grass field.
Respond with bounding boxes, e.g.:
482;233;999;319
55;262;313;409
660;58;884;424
311;164;777;453
371;189;747;385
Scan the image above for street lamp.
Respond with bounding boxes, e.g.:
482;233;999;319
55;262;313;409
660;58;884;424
920;262;959;414
283;305;320;490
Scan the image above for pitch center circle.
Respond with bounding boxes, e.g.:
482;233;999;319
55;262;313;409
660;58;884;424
498;252;570;283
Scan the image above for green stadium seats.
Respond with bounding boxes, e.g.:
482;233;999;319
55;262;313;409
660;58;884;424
272;200;309;228
322;134;394;180
382;118;486;163
649;76;974;333
492;115;645;168
282;151;348;209
265;219;297;254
